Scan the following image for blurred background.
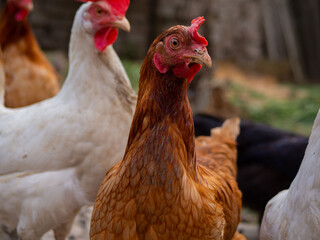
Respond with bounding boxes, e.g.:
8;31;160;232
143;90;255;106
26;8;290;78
1;0;317;137
1;0;319;239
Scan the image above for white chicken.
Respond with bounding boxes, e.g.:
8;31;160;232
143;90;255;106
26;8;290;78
260;108;320;240
0;0;136;239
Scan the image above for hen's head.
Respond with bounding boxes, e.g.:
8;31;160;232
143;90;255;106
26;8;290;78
153;17;212;83
7;0;33;21
79;0;130;52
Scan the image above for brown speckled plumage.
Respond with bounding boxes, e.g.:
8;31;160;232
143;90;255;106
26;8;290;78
90;25;245;240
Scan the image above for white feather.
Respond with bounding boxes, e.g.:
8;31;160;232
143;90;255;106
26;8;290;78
260;109;320;240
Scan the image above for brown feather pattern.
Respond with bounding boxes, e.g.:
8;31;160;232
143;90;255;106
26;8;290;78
0;3;60;107
90;25;246;240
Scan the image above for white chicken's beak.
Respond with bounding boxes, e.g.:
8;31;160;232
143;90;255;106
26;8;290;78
112;17;131;32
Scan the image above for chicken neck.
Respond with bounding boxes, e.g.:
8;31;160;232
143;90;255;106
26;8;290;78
0;4;28;48
124;56;198;181
57;3;136;113
0;3;52;66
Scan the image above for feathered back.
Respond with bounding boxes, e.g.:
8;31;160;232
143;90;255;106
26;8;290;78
195;118;243;239
196;117;240;179
211;117;240;140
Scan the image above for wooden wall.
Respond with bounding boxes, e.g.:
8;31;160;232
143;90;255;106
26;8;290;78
1;0;319;82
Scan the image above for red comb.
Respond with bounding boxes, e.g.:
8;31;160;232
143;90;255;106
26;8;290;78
189;17;208;46
78;0;130;16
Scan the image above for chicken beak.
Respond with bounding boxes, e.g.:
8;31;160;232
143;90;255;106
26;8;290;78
188;48;212;68
112;17;131;32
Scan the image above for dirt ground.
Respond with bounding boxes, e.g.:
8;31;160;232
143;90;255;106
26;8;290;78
213;61;292;100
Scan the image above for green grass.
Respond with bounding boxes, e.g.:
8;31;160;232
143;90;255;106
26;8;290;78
229;82;320;136
122;59;141;92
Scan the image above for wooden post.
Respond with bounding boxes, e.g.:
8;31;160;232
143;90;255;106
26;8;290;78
275;0;305;82
260;0;286;60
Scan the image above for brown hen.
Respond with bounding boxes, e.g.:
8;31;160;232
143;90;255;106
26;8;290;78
91;17;245;240
0;0;60;108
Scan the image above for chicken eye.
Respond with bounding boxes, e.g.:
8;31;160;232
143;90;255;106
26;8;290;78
95;7;103;16
170;38;181;49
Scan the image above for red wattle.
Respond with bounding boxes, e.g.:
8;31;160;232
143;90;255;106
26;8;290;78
154;53;168;74
8;4;29;21
15;9;29;21
173;63;202;84
94;28;118;52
